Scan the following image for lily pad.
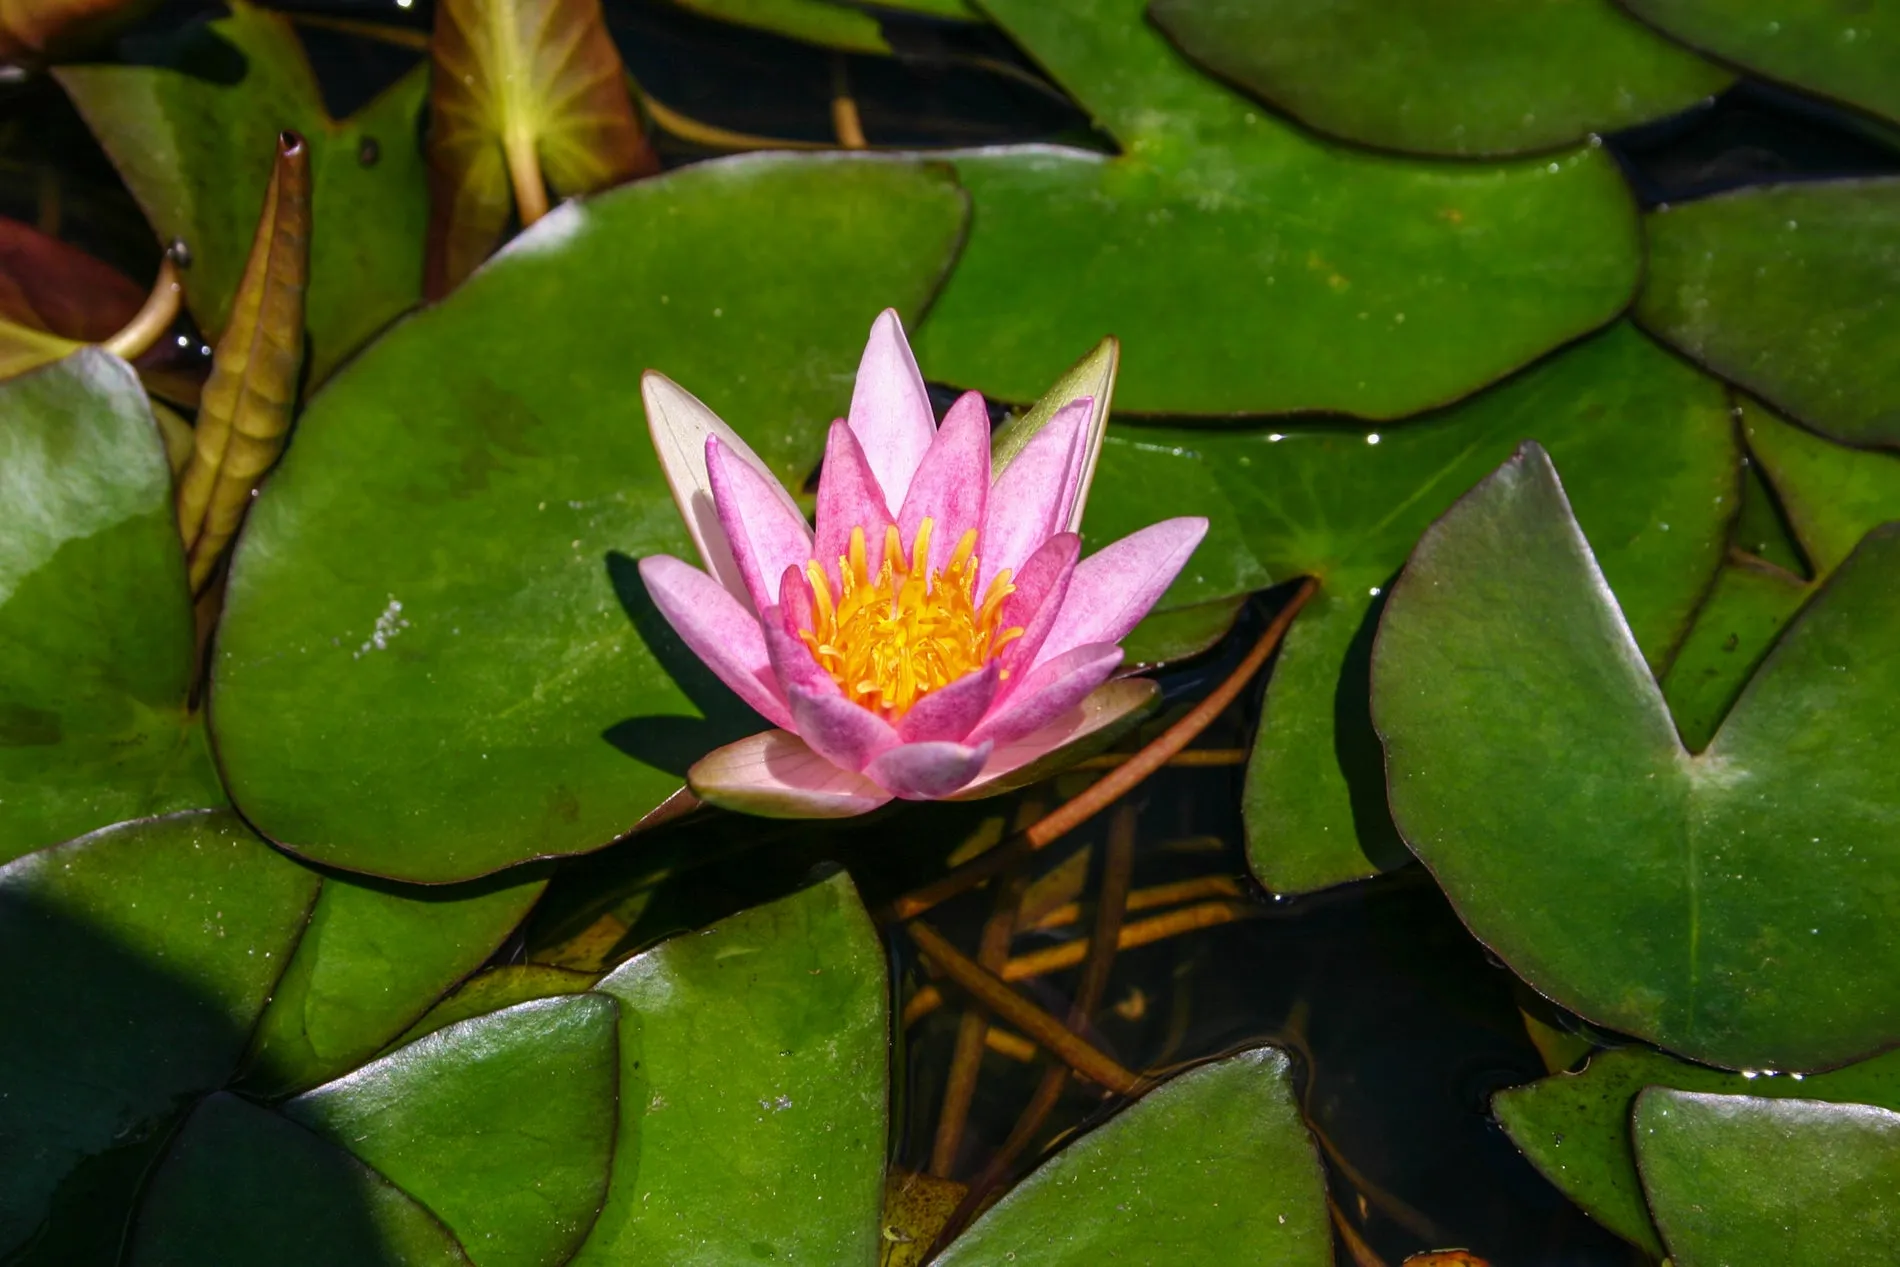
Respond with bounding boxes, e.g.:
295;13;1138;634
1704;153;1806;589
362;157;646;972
1658;555;1811;752
1372;444;1900;1070
286;995;620;1267
0;350;218;863
1744;394;1900;576
1635;1089;1900;1265
933;1046;1330;1266
912;0;1639;417
1637;178;1900;449
671;0;892;52
1085;323;1737;894
0;809;319;1258
572;871;887;1266
1149;0;1729;157
242;869;549;1096
1621;0;1900;128
56;1;429;385
1494;1044;1900;1254
397;964;598;1045
131;1092;470;1266
209;153;968;882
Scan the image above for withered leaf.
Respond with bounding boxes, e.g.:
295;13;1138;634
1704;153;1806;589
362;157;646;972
0;215;144;380
176;131;308;593
424;0;657;297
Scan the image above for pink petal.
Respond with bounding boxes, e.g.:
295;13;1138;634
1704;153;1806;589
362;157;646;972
955;679;1157;800
706;436;814;615
760;593;836;699
1033;517;1209;671
997;532;1080;681
897;391;990;578
788;686;899;773
637;555;791;729
1056;392;1110;534
980;397;1088;592
971;642;1122;748
813;419;896;588
896;662;1001;744
642;371;798;604
848;308;936;510
866;740;994;800
689;729;892;818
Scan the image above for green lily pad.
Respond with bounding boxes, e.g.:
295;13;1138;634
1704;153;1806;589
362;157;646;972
1149;0;1729;157
56;1;429;385
1085;323;1737;894
933;1046;1330;1266
0;809;319;1258
1744;394;1900;576
242;869;549;1096
210;154;968;882
1494;1044;1900;1255
572;871;886;1267
1733;447;1809;575
1621;0;1900;128
1659;556;1811;752
1638;179;1900;450
131;1092;471;1266
0;350;219;864
286;995;619;1267
912;0;1639;417
397;964;598;1046
1635;1089;1900;1265
1372;444;1900;1070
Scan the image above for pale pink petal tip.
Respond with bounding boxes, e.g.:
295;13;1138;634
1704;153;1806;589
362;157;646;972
704;436;812;616
898;390;991;577
637;554;790;730
953;679;1159;801
1033;516;1209;670
848;309;936;510
867;740;994;800
689;730;892;818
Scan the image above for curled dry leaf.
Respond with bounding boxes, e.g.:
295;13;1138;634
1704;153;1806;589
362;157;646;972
424;0;658;297
176;131;309;593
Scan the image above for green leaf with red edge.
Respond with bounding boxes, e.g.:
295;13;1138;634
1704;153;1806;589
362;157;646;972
425;0;657;296
1372;444;1900;1070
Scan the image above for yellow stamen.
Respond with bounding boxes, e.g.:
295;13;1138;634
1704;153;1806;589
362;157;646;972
799;517;1024;720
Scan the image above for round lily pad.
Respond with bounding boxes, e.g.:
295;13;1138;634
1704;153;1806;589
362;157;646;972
209;154;968;882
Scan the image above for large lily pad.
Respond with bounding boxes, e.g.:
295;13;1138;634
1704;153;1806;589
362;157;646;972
242;869;549;1095
1638;179;1900;449
210;153;968;882
1744;394;1900;576
0;809;318;1259
572;871;886;1266
1494;1044;1900;1254
131;1092;471;1266
1084;323;1736;894
1621;0;1900;128
1150;0;1728;157
1372;445;1900;1070
56;1;428;385
1635;1090;1900;1264
0;350;218;863
933;1046;1330;1266
912;0;1639;416
1658;556;1811;752
286;996;620;1267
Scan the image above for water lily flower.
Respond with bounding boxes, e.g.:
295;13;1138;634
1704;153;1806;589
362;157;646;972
638;310;1207;816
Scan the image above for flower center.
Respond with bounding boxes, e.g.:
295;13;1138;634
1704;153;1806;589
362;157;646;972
801;518;1022;720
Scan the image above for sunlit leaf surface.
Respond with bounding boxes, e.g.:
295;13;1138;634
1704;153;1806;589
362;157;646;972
1636;1090;1900;1265
1373;445;1900;1070
913;0;1639;416
0;351;217;863
1150;0;1729;156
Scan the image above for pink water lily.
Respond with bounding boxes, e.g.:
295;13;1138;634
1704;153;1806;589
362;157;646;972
638;310;1207;816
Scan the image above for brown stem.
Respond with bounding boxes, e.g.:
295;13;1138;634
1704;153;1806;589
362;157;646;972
929;868;1030;1178
887;579;1317;922
1074;747;1247;769
503;128;550;226
829;55;867;149
906;921;1141;1096
101;257;182;361
1330;1194;1390;1267
902;899;1255;1026
1029;874;1244;931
